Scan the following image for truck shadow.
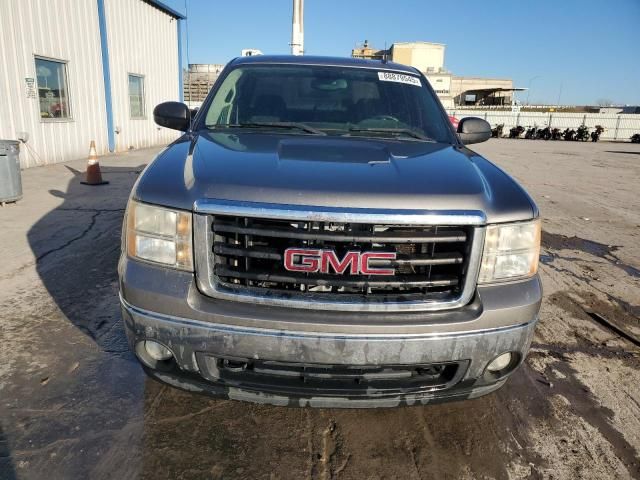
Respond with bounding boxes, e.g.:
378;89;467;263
0;425;17;480
27;165;144;355
16;164;148;478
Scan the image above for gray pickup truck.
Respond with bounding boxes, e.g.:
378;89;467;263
119;55;541;408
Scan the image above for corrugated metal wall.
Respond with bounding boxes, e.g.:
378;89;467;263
105;0;180;152
0;0;108;168
0;0;181;168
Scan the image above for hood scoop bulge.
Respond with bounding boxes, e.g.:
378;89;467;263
277;138;391;165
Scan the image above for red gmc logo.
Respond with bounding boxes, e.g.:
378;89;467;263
284;248;396;276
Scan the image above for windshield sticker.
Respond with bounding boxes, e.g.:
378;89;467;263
377;71;422;86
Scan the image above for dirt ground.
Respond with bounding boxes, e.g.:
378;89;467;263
0;139;639;480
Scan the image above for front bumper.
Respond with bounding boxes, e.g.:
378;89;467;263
119;258;542;408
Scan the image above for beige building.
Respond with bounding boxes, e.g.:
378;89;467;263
390;42;446;74
351;41;515;108
351;40;386;61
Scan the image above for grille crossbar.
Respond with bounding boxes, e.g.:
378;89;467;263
215;265;459;288
213;243;464;266
213;221;467;243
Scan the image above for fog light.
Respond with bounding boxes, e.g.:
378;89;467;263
144;340;173;361
486;352;513;372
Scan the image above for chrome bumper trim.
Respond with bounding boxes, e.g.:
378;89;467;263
121;295;530;340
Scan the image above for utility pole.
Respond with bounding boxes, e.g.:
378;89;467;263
291;0;304;55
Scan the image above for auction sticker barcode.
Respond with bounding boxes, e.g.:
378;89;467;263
377;71;421;86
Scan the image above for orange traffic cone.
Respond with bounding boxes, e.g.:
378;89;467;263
81;140;109;185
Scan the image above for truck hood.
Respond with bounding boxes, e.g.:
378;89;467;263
134;132;536;224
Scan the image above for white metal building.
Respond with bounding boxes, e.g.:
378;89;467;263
0;0;184;168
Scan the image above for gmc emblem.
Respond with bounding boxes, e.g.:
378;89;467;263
284;248;396;276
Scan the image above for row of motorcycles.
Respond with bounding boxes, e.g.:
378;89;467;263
494;124;606;142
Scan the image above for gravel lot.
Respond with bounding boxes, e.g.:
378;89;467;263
0;139;639;479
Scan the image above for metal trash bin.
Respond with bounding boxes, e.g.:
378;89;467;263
0;140;22;204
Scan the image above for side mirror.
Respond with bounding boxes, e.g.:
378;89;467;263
457;117;491;145
153;101;191;131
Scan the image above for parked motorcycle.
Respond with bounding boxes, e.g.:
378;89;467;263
525;127;538;139
631;133;640;143
563;129;576;141
509;126;525;138
551;128;563;140
537;127;552;140
575;125;590;141
590;125;605;142
491;124;504;138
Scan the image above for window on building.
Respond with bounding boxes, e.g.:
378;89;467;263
128;74;145;118
35;57;71;119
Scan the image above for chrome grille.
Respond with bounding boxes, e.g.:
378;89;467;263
213;217;468;295
194;201;485;312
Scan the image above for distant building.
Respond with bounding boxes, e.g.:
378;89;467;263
351;41;519;108
0;0;185;168
450;77;515;107
183;64;225;105
389;42;446;75
351;40;386;61
598;106;640;115
241;49;263;57
184;51;264;106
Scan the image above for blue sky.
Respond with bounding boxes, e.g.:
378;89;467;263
165;0;640;105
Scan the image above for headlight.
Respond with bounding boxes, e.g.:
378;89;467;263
126;200;193;270
478;219;540;284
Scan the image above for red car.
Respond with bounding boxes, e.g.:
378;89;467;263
449;115;459;129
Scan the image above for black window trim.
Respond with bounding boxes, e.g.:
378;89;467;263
34;54;73;123
128;73;146;120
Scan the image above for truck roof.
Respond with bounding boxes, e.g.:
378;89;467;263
230;55;420;74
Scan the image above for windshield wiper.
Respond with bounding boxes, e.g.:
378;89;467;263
347;127;433;142
207;122;326;135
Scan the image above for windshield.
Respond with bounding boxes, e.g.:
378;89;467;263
202;64;454;143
